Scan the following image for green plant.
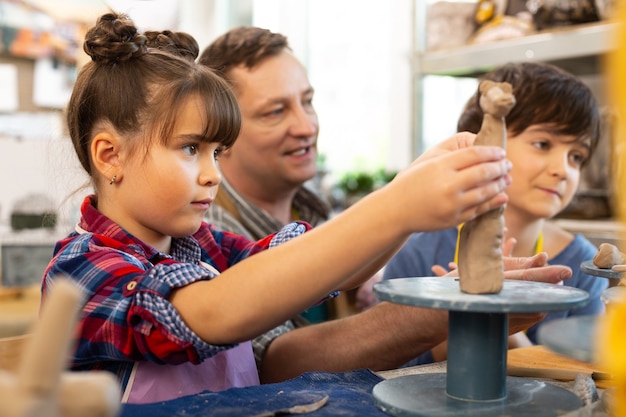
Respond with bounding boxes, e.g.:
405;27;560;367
338;169;397;195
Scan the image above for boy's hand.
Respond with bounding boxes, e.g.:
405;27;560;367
431;233;516;276
435;252;571;285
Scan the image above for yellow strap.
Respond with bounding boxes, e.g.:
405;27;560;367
534;230;543;254
453;224;464;265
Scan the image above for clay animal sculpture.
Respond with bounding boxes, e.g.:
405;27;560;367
0;278;121;417
458;80;516;294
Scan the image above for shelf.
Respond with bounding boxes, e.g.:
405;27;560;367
415;21;621;77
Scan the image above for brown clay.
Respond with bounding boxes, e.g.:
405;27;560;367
458;80;516;294
593;242;626;269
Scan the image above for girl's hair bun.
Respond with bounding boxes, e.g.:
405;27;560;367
144;30;199;62
83;12;147;63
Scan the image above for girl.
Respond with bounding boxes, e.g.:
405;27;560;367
43;13;513;403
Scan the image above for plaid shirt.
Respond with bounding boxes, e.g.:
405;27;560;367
205;178;331;368
206;177;330;241
42;195;311;390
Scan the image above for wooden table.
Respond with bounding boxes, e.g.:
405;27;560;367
0;285;40;338
379;345;613;391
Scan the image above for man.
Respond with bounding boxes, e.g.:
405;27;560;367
198;26;571;384
200;27;328;241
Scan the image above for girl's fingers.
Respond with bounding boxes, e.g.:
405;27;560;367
396;142;510;232
455;180;510;222
417;132;477;161
439;148;512;201
447;146;508;172
460;159;512;192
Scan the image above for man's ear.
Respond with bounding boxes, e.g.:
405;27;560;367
91;131;123;184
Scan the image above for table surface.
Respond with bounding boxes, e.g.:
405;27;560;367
0;284;39;338
117;345;610;417
0;282;604;415
118;365;595;417
119;369;390;417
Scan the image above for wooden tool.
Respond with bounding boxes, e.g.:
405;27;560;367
507;345;613;389
0;278;122;417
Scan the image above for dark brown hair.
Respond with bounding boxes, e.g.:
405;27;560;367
67;12;241;176
144;30;199;63
457;62;600;163
198;26;290;88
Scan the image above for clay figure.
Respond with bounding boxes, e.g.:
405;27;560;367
458;80;516;294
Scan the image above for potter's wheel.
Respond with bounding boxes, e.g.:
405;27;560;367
372;277;590;417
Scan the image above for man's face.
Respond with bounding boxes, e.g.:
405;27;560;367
220;50;319;194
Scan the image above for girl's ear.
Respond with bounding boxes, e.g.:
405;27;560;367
91;130;123;185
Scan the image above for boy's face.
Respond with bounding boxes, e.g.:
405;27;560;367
505;124;591;220
218;50;319;193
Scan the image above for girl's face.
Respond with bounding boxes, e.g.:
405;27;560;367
505;125;590;221
118;95;222;249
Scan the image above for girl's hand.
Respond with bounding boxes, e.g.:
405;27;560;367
416;131;477;163
388;133;512;233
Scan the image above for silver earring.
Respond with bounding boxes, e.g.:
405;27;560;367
109;175;117;185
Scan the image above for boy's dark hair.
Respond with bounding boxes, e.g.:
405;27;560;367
198;26;290;89
457;62;600;160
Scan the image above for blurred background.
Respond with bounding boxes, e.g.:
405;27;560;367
0;0;620;287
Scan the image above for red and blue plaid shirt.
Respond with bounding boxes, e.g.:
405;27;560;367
42;195;312;390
